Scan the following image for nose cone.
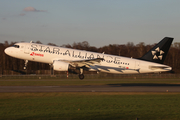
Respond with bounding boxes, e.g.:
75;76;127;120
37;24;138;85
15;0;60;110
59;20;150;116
4;47;18;58
4;48;10;55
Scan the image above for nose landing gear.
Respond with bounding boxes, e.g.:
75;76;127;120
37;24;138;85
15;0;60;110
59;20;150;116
24;60;28;69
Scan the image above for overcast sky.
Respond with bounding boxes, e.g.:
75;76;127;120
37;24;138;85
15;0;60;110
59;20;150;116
0;0;179;47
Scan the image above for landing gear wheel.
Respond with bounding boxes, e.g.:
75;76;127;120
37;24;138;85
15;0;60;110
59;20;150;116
79;74;84;80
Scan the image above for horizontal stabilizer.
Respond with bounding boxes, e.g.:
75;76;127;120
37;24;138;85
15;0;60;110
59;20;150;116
149;66;171;70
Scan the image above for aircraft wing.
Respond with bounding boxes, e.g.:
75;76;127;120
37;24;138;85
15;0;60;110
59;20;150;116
60;58;104;67
94;65;140;73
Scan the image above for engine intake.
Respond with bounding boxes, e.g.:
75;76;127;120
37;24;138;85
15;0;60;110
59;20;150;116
53;61;69;71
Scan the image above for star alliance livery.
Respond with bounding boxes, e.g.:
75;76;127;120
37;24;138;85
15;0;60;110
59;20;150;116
4;37;173;79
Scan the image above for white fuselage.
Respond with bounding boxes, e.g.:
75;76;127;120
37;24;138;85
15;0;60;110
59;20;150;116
4;42;172;74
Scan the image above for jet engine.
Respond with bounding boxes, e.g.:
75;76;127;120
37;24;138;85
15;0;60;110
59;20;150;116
53;61;69;71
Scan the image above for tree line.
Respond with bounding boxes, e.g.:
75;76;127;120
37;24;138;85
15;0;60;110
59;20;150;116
0;40;180;75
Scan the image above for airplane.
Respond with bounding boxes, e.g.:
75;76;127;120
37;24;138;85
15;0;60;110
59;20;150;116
4;37;173;79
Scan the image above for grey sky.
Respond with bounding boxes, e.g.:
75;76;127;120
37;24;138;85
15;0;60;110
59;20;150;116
0;0;179;47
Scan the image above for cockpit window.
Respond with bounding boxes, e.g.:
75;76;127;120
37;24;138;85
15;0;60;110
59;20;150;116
12;45;20;48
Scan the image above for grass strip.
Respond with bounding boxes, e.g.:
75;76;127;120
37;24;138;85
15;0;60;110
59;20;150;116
0;92;180;120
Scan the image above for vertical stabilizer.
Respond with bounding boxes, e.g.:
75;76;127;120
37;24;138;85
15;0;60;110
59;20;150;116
140;37;173;64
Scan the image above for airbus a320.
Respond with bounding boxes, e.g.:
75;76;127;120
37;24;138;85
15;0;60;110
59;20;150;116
4;37;173;79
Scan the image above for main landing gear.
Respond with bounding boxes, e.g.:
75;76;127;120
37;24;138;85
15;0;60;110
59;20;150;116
79;74;84;80
79;68;84;80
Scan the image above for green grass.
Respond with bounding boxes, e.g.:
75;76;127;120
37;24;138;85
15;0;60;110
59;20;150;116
0;92;180;120
1;78;180;119
0;78;180;86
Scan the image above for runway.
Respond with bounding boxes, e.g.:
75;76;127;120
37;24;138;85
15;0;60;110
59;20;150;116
1;84;180;92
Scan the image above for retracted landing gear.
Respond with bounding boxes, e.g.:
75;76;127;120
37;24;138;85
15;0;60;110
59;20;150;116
24;60;28;69
79;68;84;80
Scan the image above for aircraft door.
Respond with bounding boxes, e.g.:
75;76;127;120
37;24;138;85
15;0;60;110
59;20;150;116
24;44;30;54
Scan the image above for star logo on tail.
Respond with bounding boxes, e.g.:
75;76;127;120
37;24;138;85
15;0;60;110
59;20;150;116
151;47;164;60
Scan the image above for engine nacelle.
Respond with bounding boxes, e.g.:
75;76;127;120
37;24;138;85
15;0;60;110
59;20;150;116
53;61;69;71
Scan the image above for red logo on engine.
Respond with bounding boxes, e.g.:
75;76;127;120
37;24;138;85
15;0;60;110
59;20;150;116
30;52;44;57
